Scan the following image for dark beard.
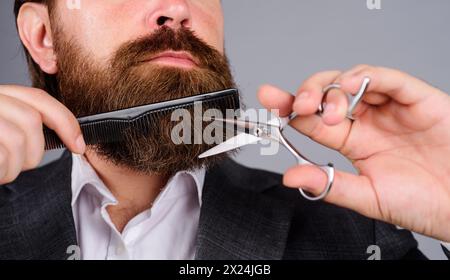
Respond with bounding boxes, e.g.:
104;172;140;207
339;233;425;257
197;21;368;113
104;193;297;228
53;27;237;175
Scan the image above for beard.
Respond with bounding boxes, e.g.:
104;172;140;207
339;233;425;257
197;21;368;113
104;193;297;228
53;27;237;176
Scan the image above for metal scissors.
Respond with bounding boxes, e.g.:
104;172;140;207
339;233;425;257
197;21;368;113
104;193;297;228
199;77;371;201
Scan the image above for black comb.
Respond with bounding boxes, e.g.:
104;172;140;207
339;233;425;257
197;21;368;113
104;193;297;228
43;89;240;150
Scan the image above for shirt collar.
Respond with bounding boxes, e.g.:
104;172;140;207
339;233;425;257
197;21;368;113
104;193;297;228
70;153;206;207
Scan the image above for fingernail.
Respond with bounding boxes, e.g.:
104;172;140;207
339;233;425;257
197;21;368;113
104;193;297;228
323;103;336;116
76;135;86;154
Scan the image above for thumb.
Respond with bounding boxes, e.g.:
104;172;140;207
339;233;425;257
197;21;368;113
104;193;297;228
283;164;381;219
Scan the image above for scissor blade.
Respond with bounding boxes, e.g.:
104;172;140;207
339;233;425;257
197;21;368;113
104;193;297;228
205;117;257;130
198;133;261;158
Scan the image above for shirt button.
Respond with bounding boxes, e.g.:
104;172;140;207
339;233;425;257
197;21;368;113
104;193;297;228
115;244;126;255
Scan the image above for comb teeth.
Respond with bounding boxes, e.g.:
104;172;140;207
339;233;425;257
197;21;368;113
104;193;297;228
44;89;240;150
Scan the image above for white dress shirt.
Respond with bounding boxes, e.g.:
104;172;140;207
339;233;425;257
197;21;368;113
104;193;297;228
70;153;205;260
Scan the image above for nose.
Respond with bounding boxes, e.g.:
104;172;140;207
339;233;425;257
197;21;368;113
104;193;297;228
147;0;192;30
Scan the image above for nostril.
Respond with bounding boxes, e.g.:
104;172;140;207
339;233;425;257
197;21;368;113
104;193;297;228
180;18;190;27
157;16;170;26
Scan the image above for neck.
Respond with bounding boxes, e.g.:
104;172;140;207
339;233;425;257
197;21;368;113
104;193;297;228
85;150;169;232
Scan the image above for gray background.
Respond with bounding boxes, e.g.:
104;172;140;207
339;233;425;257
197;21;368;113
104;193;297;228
0;0;448;259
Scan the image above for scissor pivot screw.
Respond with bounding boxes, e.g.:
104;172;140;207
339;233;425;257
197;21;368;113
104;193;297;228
254;126;268;137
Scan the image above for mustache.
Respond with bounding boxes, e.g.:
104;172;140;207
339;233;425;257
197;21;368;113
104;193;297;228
110;27;226;73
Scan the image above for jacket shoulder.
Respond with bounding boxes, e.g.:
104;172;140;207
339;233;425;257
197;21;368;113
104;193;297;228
0;151;72;207
0;151;75;260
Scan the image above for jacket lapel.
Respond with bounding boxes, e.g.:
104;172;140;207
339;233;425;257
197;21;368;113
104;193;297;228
195;160;294;260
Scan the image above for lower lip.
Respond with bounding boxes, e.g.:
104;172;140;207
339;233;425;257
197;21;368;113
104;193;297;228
147;56;197;69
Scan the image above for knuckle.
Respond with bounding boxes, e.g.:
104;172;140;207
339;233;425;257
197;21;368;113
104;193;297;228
62;117;81;138
24;109;43;129
356;67;376;80
10;129;26;149
353;64;371;71
57;106;78;128
31;87;51;98
29;144;45;168
308;72;324;81
302;71;342;89
300;74;324;91
23;143;45;171
360;68;375;76
64;110;78;124
309;71;337;82
47;106;79;134
346;65;373;79
388;67;407;78
25;155;43;169
27;139;45;165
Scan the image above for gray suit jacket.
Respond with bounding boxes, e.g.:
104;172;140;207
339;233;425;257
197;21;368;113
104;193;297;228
0;150;443;260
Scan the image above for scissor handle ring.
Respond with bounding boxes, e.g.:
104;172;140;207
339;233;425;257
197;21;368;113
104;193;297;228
319;77;371;121
298;163;335;201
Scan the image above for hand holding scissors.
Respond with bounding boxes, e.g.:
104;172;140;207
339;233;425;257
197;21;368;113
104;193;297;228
200;78;371;201
256;65;450;242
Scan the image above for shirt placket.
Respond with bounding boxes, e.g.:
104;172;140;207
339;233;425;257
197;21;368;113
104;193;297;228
100;202;131;260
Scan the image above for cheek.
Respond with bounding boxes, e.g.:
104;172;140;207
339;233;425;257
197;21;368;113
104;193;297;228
191;2;225;53
61;1;150;63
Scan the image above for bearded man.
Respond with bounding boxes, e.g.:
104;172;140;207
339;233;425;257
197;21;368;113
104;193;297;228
0;0;449;260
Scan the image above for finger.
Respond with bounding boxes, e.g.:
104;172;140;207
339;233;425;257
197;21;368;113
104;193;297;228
321;88;350;126
359;92;390;105
293;70;342;116
0;119;26;184
340;66;437;105
0;85;85;154
0;95;45;169
289;114;352;151
283;164;381;219
258;84;295;117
